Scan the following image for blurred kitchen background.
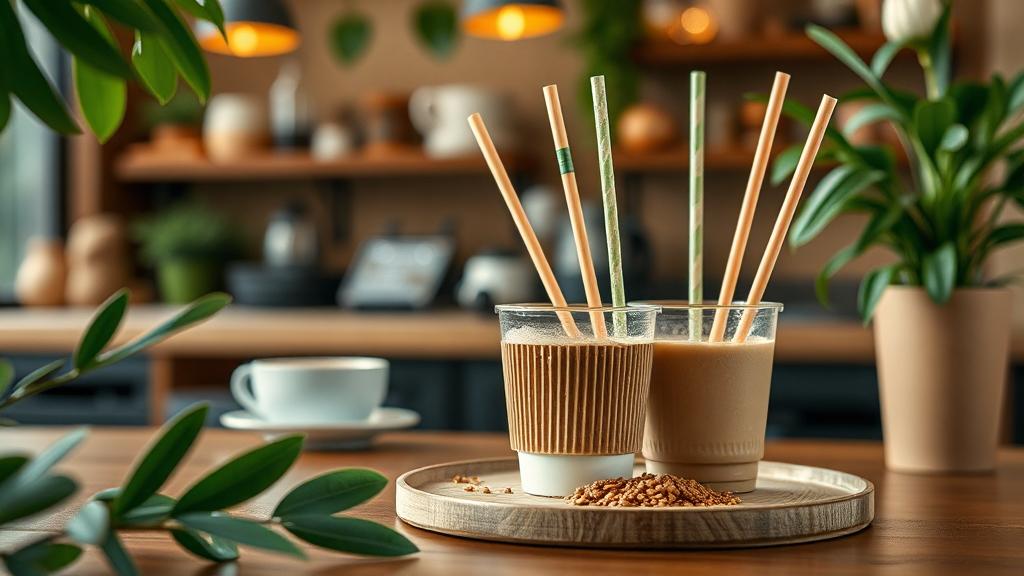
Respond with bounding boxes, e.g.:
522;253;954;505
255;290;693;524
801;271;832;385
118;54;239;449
1;0;1022;443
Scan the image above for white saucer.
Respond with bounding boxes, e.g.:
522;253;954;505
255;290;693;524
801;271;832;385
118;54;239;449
219;407;421;450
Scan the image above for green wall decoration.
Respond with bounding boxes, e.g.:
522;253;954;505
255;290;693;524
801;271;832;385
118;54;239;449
330;9;373;66
413;1;459;60
572;0;643;138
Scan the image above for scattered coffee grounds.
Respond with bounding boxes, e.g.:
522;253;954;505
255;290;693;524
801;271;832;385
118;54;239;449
565;473;741;507
454;476;514;495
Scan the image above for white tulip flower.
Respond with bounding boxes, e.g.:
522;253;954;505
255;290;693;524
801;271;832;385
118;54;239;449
881;0;945;44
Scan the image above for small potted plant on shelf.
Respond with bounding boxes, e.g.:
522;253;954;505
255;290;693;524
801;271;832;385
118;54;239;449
771;0;1024;473
133;203;245;304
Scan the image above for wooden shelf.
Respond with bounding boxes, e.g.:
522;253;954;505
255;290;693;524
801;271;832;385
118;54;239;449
114;149;532;183
615;144;760;173
633;29;889;66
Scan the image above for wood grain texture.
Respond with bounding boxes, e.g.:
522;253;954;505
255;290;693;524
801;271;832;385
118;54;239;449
2;429;1023;575
396;458;873;548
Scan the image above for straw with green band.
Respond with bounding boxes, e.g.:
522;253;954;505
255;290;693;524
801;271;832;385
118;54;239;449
543;84;608;339
689;71;706;341
590;75;626;338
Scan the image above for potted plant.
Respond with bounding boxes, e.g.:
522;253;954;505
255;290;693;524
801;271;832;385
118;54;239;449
771;0;1023;472
133;203;244;304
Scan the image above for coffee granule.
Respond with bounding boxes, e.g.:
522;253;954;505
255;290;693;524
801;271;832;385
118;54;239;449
565;473;741;507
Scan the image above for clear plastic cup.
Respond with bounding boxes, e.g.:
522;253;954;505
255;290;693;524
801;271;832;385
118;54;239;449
495;304;660;497
630;301;782;493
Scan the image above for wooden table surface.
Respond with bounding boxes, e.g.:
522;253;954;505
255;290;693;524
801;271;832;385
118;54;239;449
3;428;1023;575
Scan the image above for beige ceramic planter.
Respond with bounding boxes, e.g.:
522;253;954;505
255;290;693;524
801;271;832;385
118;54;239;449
874;286;1012;473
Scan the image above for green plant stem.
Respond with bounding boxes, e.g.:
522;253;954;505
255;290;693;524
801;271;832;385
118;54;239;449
918;50;941;101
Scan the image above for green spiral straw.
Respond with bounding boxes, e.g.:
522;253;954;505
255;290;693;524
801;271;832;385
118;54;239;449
590;76;626;338
689;71;706;341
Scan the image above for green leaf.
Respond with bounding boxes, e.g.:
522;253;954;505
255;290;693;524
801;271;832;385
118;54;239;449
114;403;208;515
119;493;175;526
21;0;133;80
66;500;110;545
171;527;240;562
74;59;126;143
0;475;77;524
926;3;953;98
807;25;886;100
15;429;88;485
85;0;161;32
0;456;28;486
938;123;969;153
855;203;906;254
97;293;231;366
12;360;68;398
857;266;898;325
0;0;80;135
413;1;458;59
170;0;225;37
74;289;129;370
1009;69;1024;114
331;11;373;65
175;512;306;559
913;97;956;157
131;32;178;105
173;435;303;515
0;88;10;134
815;245;860;308
139;0;211;101
770;144;803;187
790;166;887;247
842;103;901;139
4;541;82;576
949;82;990;128
274;469;387;519
100;531;139;576
0;358;13;398
922;242;957;305
983;224;1024;250
870;41;905;77
282;516;418;557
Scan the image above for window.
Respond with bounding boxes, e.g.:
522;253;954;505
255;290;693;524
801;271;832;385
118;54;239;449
0;8;63;299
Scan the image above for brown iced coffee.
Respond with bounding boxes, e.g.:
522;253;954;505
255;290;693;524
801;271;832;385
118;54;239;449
637;302;781;493
502;340;654;455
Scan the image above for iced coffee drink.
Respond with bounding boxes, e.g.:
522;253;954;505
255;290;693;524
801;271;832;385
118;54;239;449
634;302;781;493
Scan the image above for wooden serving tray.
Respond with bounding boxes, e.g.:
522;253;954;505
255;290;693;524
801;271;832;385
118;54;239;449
396;458;874;548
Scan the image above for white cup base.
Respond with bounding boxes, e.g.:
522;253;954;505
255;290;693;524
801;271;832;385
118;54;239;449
517;452;635;497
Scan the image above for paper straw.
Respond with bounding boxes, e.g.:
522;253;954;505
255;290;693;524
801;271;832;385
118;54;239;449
590;76;626;338
710;72;791;343
468;113;582;338
734;94;838;343
543;85;609;339
689;71;706;341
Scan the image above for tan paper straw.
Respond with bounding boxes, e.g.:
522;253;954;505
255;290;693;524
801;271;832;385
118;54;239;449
590;76;626;338
543;84;608;339
468;113;582;338
689;71;706;342
710;72;791;343
734;94;838;343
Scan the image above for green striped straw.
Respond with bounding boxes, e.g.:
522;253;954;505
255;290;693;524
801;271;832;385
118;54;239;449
590;76;626;338
689;71;706;341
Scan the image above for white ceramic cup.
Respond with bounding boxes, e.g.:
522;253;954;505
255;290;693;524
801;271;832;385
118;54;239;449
230;357;389;424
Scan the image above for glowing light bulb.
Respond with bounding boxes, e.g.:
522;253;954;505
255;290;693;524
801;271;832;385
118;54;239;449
230;23;260;57
496;5;526;41
680;8;710;35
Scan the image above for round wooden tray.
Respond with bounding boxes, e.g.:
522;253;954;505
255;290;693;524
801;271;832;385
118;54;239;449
396;458;874;548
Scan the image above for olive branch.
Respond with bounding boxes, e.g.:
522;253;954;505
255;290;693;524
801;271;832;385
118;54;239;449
0;290;417;575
